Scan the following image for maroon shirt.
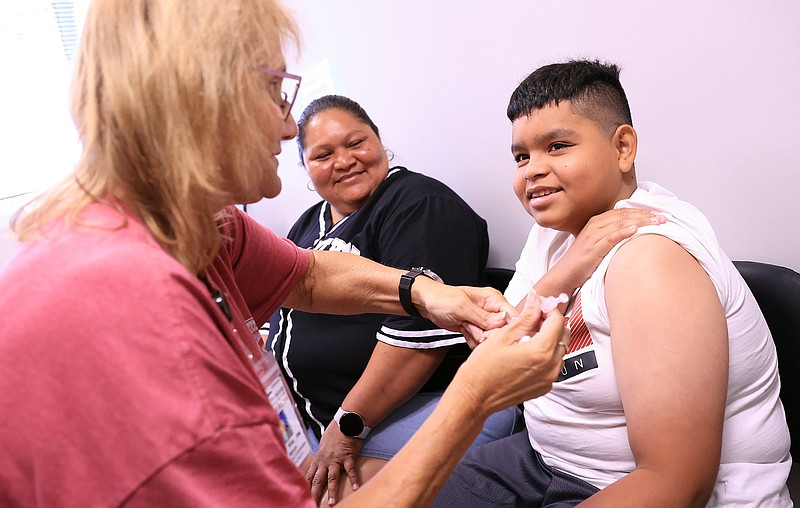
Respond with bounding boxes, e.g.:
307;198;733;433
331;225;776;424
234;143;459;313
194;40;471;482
0;204;315;507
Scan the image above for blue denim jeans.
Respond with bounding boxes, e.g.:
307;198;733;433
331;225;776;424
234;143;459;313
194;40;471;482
307;391;521;460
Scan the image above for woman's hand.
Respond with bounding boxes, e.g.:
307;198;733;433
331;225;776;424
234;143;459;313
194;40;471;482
307;423;364;506
542;208;665;298
452;293;569;418
413;281;516;342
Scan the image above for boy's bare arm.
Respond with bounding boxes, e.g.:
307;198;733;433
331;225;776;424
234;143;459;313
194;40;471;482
578;234;728;508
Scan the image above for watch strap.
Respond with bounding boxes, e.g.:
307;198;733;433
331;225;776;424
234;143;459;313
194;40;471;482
399;268;425;317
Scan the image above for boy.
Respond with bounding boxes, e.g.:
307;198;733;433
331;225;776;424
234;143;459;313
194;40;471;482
433;60;791;507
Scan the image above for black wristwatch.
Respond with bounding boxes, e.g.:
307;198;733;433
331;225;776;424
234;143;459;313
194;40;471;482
333;407;372;439
398;267;444;318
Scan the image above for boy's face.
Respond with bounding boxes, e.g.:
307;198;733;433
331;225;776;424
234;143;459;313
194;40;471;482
510;101;635;235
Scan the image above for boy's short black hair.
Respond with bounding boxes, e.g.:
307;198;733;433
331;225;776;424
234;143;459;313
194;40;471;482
507;60;633;135
296;94;381;166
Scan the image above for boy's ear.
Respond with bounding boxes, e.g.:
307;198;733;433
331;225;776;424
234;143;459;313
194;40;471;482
613;124;637;173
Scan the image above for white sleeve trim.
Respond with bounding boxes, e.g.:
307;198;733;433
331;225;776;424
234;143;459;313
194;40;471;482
377;326;466;349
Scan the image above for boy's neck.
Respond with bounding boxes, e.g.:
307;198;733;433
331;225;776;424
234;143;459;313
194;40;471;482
571;180;639;237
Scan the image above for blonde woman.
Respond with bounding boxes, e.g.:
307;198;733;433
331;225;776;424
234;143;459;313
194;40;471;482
0;0;575;507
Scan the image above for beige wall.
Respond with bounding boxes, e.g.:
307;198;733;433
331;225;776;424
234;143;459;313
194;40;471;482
249;0;800;272
3;1;798;273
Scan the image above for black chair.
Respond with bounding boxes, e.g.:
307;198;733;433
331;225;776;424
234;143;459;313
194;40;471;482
733;261;800;456
733;261;800;500
485;267;515;293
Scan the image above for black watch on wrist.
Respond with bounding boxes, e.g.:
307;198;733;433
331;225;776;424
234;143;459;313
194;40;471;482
398;267;444;318
333;407;372;439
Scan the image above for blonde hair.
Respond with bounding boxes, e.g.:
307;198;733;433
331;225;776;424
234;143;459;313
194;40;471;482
12;0;299;274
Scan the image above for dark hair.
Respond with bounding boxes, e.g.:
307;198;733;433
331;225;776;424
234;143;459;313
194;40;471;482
296;95;381;166
507;60;633;135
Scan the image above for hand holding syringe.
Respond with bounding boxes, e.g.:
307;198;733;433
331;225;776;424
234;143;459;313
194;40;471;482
470;288;570;349
517;290;568;344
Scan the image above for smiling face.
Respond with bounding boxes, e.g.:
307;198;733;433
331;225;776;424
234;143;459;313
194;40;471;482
511;101;638;236
301;108;389;219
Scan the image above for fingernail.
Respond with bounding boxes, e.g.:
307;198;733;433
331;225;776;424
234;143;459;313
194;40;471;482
519;335;531;343
524;289;538;309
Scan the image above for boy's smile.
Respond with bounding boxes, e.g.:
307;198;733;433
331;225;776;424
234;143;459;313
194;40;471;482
510;101;637;236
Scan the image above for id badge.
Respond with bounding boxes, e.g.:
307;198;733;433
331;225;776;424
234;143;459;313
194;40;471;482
244;319;312;467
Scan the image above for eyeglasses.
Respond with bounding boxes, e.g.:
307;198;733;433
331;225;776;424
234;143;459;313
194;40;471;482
257;67;302;120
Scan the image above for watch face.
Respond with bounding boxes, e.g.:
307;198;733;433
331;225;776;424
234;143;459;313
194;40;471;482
412;267;443;284
421;269;443;283
338;412;365;437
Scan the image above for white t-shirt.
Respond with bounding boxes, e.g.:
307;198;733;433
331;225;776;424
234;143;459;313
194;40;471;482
507;181;792;507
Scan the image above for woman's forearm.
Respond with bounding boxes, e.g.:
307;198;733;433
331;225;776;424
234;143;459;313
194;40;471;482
342;343;447;426
284;250;513;335
285;250;406;315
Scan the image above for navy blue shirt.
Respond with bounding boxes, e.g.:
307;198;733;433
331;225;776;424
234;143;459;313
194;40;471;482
268;167;489;438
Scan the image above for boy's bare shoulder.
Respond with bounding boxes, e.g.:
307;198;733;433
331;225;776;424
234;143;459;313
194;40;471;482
606;234;704;292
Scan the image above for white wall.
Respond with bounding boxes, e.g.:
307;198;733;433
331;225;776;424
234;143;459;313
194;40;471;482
249;0;800;272
0;195;29;267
